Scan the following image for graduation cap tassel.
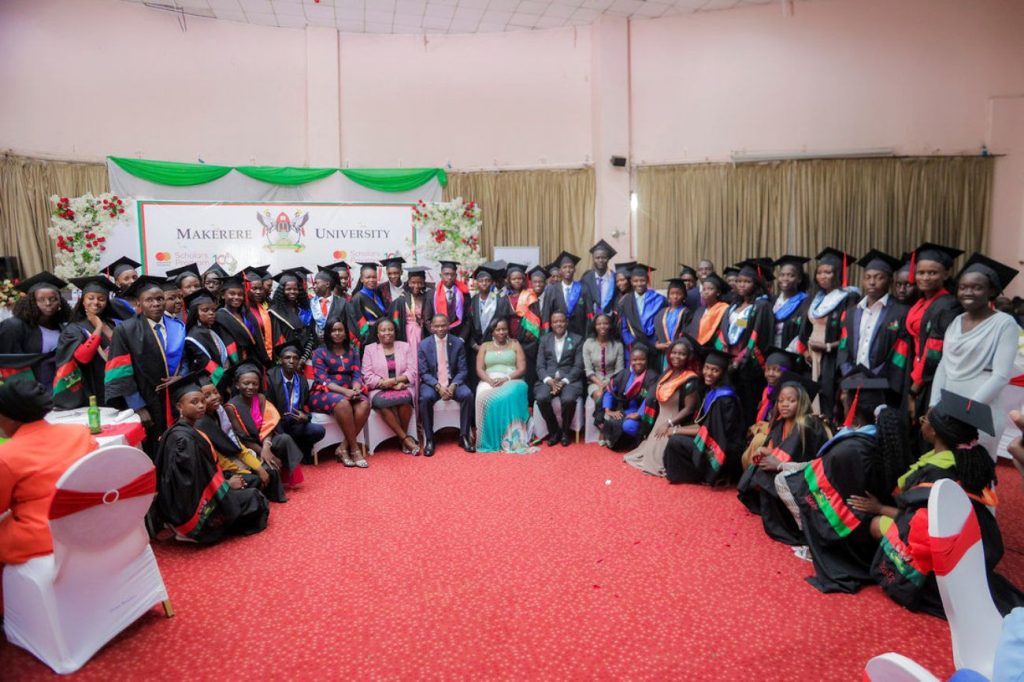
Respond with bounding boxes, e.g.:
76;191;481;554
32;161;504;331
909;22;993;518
842;257;848;289
909;250;916;286
844;388;860;428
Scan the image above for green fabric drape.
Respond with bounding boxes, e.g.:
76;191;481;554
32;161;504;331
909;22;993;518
109;156;447;192
108;157;232;186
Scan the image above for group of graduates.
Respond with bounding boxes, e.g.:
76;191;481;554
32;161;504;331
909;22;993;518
1;236;1023;620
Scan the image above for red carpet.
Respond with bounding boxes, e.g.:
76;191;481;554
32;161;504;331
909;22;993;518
3;440;1023;680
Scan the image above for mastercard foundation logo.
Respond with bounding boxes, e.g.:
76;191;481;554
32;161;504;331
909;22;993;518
155;252;172;262
333;250;347;259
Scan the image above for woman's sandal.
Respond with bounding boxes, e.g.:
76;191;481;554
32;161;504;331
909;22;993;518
352;447;368;468
335;445;355;467
401;436;420;455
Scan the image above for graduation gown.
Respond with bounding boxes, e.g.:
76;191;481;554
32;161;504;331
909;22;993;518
216;307;271;368
155;421;268;543
0;317;58;389
720;298;774;429
540;281;592;339
663;386;745;485
346;286;389;350
268;303;316;362
508;293;542;401
105;314;187;451
310;295;347;344
785;427;882;593
224;394;303;483
652;305;691;370
422;283;471;342
468;293;513;348
617;289;666;354
836;296;910;395
387;293;428;348
52;319;121;409
795;291;857;421
772;292;810;350
185;325;231;390
737;416;830;545
580;270;616;317
250;302;275;360
903;291;961;414
195;413;286;503
601;368;658;449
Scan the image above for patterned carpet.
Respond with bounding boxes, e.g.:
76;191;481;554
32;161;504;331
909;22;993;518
3;438;1023;680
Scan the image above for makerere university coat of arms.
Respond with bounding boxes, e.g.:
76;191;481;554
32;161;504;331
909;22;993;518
257;209;309;252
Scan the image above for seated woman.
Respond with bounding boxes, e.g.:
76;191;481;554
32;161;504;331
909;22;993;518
741;347;805;470
155;375;269;544
310;317;370;467
475;318;535;453
782;372;912;594
624;339;700;476
852;392;1024;617
265;341;326;462
223;363;305;488
737;374;830;545
183;289;232;393
362;318;419;455
53;276;123;408
0;273;71;390
601;347;659;451
582;313;624;442
196;378;286;503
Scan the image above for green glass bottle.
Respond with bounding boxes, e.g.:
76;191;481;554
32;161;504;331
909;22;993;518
87;395;102;434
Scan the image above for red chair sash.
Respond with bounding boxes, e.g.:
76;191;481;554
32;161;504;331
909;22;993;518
930;508;982;577
48;468;156;520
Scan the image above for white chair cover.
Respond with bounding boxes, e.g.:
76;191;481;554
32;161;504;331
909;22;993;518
928;478;1003;678
3;445;169;674
310;411;346;463
863;652;940;682
530;398;583;440
365;406;416;454
583;396;601;444
430;397;463;436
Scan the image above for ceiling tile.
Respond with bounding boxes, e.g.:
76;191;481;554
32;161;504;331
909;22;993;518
274;1;306;14
448;18;480;32
542;3;576;18
246;10;279;23
486;0;520;11
212;8;248;20
580;0;613;9
422;14;451;28
365;21;394;31
534;13;566;27
392;22;424;32
424;3;456;18
366;10;394;22
275;12;308;26
516;0;549;14
633;1;670;17
456;0;490;6
238;0;272;13
509;12;539;26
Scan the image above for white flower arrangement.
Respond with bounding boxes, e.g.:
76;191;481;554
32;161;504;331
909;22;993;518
48;193;131;279
409;197;484;281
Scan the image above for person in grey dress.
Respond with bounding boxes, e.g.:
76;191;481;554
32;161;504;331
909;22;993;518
582;313;624;443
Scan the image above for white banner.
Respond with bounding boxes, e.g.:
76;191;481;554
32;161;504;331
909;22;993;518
137;201;419;276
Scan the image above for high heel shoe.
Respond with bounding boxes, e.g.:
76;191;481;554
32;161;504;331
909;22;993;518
401;436;420;455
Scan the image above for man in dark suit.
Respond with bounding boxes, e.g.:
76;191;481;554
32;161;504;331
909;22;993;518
534;310;584;446
837;250;910;395
418;313;475;456
580;239;617;318
540;251;592;338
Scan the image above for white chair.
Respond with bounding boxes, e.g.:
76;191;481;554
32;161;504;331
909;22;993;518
863;479;1004;681
365;406;417;455
863;653;940;682
3;445;171;674
584;395;601;444
929;478;1003;679
530;398;584;443
429;397;463;437
310;412;345;465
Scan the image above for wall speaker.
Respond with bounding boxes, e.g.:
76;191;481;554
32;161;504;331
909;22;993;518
610;156;627;167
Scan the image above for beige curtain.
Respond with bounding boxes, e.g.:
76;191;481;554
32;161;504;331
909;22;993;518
0;154;108;276
636;157;992;278
444;168;595;266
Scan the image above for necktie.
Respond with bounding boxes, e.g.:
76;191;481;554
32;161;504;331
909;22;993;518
446;287;454;306
154;322;166;351
597;277;603;306
437;339;449;388
320;298;329;317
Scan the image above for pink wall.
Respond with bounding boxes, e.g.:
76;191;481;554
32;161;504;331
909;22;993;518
630;0;1024;163
337;28;592;169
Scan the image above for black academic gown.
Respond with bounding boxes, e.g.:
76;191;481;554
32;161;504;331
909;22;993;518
195;414;286;503
785;428;883;594
346;287;389;350
652;306;692;370
737;416;830;545
154;421;269;543
720;298;774;429
540;281;592;339
601;368;658;450
422;284;471;342
836;296;910;396
224;394;303;481
268;303;316;363
797;291;857;422
580;270;616;317
52;318;117;409
215;308;271;367
0;316;58;389
387;293;428;344
185;325;232;391
663;386;745;485
772;293;811;350
904;292;961;416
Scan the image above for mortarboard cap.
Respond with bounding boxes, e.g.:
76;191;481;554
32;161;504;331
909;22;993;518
323;260;350;272
816;248;857;288
664;278;687;291
165;263;201;282
184;289;217;309
379;256;406;269
589;239;617;258
629;263;654;279
122;275;166;299
774;255;810;269
737;258;775;283
527;265;547;279
160;278;181;292
553;251;581;268
314;266;341;285
241;266;265;284
506;262;527;275
405;265;430;278
702;273;731;295
202;263;229;280
839;370;890;392
700;344;732;369
956;252;1019;295
69;275;117;296
722;265;741;277
678;264;698;278
934;389;995;437
438;260;460;272
912;242;963;269
169;370;208;404
273;269;304;284
219;273;246;291
765;346;802;370
615;261;637;276
857;249;902;275
102;256;141;279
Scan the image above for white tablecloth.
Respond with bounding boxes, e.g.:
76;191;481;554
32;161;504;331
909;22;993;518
45;407;142;447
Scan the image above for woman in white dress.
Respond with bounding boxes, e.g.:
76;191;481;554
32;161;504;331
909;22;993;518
930;253;1020;457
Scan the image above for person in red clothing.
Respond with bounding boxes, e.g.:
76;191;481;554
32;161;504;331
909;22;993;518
0;380;98;568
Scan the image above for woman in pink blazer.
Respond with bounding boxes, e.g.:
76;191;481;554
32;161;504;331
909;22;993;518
361;318;420;454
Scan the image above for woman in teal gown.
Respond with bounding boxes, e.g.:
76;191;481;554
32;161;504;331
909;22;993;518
474;318;537;453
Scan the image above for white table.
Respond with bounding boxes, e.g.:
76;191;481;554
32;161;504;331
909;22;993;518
45;407;144;447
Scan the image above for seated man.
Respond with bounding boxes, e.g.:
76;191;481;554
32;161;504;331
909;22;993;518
534;310;585;446
155;373;269;544
601;346;658;451
195;378;286;503
418;313;474;456
0;380;98;569
264;341;326;463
